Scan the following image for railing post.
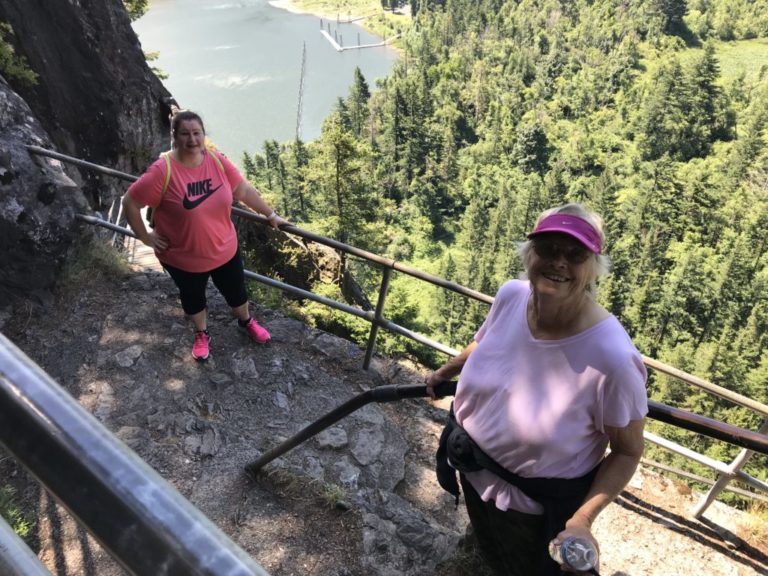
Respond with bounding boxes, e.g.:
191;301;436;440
692;418;768;518
363;267;392;370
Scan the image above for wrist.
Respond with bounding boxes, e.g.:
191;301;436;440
266;210;277;221
566;510;594;530
434;367;453;381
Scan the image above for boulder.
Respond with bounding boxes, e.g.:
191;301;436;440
0;75;87;304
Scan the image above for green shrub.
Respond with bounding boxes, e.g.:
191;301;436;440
62;239;130;291
0;485;34;542
123;0;148;21
0;22;38;86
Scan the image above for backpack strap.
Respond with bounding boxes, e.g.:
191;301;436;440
206;145;226;177
161;151;172;194
148;151;172;228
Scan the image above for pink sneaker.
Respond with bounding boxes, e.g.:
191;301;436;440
241;317;270;343
192;330;210;361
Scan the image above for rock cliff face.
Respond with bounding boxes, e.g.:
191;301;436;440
0;0;173;303
0;76;87;306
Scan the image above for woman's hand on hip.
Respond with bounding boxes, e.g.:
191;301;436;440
144;231;169;252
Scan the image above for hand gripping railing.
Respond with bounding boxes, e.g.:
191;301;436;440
0;333;270;576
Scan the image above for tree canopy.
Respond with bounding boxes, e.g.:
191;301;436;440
242;2;768;503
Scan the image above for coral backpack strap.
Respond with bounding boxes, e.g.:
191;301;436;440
148;151;172;228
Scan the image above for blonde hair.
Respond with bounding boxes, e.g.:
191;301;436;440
518;203;611;296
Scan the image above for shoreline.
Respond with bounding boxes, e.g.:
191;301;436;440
268;0;365;23
268;0;406;54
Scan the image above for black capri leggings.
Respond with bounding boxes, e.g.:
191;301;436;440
162;248;248;316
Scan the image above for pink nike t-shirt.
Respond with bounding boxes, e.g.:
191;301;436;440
454;280;648;514
128;150;245;272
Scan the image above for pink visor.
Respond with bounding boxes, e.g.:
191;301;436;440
527;214;602;254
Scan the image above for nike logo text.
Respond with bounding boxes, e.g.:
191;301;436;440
183;178;222;209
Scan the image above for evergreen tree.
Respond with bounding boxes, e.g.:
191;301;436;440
309;111;377;251
652;0;689;35
348;67;371;138
513;122;551;177
241;152;258;181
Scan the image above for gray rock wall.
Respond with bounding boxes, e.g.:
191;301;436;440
0;0;173;208
0;0;174;303
0;75;88;305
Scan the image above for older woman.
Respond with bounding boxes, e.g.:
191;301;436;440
427;203;647;575
122;110;288;361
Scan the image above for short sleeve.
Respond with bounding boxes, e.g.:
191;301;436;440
601;353;648;429
127;159;166;208
217;152;245;190
475;280;526;343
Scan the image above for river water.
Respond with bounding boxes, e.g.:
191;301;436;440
132;0;397;159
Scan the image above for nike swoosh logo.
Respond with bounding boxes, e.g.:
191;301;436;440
182;184;222;209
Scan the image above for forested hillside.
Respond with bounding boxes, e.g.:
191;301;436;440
242;0;768;500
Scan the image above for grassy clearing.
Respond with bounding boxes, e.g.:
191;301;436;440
713;38;768;84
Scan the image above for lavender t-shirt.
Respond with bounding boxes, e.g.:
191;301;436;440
454;280;648;514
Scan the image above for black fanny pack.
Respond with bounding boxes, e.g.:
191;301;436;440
436;405;599;504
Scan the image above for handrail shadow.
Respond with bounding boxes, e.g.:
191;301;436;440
614;491;768;574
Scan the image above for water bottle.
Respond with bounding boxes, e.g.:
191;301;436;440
548;537;599;572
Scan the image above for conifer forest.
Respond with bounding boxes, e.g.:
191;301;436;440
240;0;768;500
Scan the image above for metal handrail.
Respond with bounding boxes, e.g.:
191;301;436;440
644;357;768;418
0;333;270;576
74;215;460;358
232;207;494;305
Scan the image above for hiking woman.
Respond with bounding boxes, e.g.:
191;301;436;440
122;110;288;361
427;203;647;575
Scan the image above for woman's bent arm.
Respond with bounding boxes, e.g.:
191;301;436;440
232;181;289;229
425;340;478;397
557;418;645;553
121;193;168;252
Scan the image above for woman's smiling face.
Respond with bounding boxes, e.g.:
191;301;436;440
174;120;205;153
528;233;594;298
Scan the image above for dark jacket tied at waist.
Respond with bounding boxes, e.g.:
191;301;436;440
435;404;601;576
